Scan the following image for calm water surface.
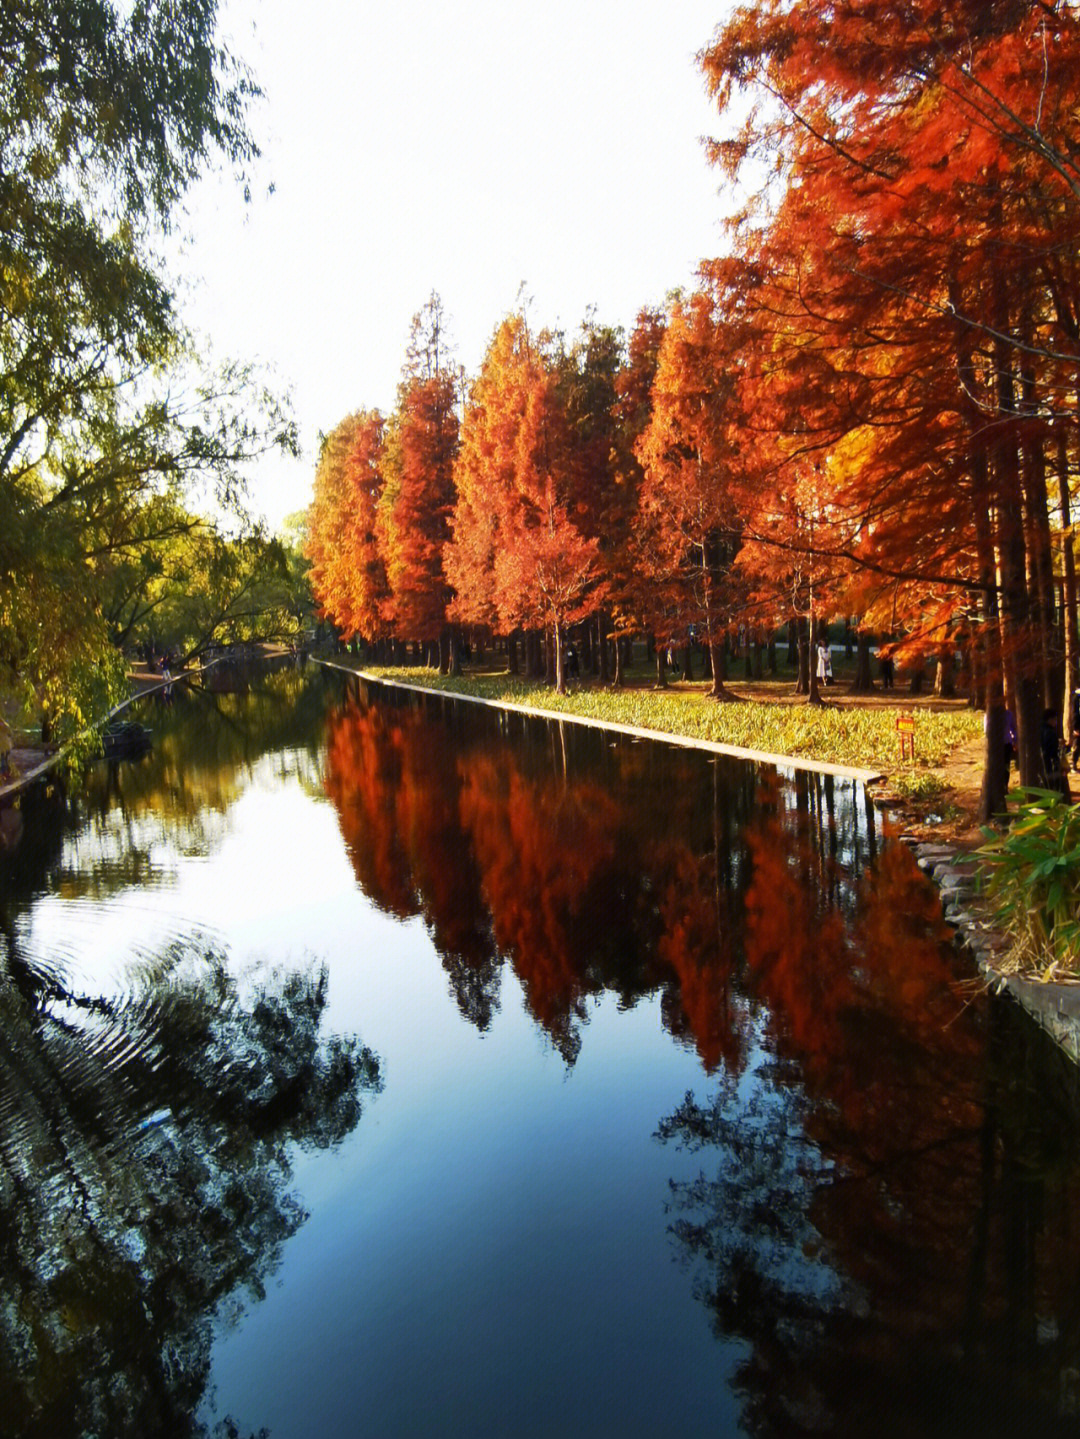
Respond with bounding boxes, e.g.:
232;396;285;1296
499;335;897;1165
2;664;1080;1438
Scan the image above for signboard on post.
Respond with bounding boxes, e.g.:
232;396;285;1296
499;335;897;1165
896;711;916;761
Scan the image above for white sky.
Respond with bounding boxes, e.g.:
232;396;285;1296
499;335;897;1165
174;1;736;531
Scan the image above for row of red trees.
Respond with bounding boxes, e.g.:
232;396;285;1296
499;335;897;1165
308;0;1080;817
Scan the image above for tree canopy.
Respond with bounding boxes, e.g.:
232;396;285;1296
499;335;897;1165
0;0;294;740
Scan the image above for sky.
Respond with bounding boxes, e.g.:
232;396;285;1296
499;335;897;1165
174;1;737;532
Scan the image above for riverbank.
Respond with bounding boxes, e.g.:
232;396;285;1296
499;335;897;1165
0;666;200;803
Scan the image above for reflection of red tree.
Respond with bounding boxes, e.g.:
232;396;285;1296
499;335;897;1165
652;840;746;1076
729;783;1080;1432
323;694;416;919
324;691;492;975
743;794;848;1075
457;749;619;1060
323;692;755;1067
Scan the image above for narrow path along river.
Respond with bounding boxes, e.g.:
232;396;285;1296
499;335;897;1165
1;661;1078;1438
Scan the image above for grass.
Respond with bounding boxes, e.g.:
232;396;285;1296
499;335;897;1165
348;663;981;775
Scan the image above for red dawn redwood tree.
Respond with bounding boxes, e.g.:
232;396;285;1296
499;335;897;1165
635;293;743;699
446;310;603;684
305;410;388;646
377;294;461;669
699;0;1080;815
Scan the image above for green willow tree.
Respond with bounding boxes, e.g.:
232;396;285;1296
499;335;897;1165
0;0;294;740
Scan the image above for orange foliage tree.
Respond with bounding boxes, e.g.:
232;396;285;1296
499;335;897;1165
305;410;388;644
376;294;461;668
445;311;605;686
699;0;1080;813
636;293;744;698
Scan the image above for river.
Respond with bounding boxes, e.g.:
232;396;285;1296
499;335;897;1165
0;662;1078;1437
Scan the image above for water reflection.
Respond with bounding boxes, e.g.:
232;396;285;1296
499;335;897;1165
5;668;1080;1435
324;679;1080;1435
0;671;381;1438
323;680;883;1073
657;1002;1080;1436
0;931;380;1439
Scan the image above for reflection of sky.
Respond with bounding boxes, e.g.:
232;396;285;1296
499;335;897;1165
18;751;352;996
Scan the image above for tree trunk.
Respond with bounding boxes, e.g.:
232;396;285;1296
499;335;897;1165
933;654;955;698
554;621;565;693
795;617;810;694
707;638;731;699
654;646;667;688
1059;422;1080;743
806;615;823;705
852;630;874;693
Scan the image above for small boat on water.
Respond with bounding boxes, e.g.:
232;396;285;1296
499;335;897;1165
100;720;152;759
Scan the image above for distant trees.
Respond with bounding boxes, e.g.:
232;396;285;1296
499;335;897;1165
307;0;1080;814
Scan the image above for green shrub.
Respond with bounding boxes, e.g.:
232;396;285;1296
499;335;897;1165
975;788;1080;976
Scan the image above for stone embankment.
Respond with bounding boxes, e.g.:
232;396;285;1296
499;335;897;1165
905;837;1080;1064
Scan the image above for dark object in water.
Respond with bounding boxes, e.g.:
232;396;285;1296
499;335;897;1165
100;720;152;759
